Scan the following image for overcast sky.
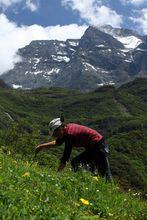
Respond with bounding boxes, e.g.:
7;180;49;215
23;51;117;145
0;0;147;75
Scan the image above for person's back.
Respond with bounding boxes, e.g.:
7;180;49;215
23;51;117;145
63;123;103;149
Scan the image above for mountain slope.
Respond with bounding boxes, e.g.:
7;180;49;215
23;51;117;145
1;26;147;91
0;78;147;193
0;149;146;219
0;79;9;89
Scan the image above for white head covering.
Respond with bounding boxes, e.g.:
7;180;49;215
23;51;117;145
49;118;62;136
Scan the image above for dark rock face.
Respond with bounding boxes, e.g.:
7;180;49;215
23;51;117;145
1;26;147;91
0;80;9;89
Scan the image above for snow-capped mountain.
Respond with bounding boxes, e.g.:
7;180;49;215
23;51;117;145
1;26;147;91
99;25;143;49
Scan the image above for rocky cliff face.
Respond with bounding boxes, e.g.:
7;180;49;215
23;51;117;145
0;79;9;89
1;26;147;91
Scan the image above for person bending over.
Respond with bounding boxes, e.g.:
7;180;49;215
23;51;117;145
35;117;112;182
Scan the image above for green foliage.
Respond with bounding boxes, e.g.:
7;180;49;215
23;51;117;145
0;119;40;157
119;78;147;102
0;150;146;220
109;129;147;192
0;78;147;194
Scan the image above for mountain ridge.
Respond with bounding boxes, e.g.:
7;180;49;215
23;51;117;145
1;25;147;90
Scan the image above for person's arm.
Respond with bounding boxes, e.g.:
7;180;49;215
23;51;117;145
58;139;72;171
35;140;57;154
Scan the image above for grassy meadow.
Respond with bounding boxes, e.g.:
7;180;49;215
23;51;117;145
0;78;147;219
0;149;146;220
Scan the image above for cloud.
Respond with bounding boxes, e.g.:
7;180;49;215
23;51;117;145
131;8;147;33
120;0;146;6
0;0;21;7
61;0;123;27
0;0;39;11
0;14;87;75
26;0;39;12
0;0;22;9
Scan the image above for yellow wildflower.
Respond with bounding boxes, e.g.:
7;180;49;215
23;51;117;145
80;198;89;205
93;176;99;181
12;160;17;164
22;172;30;177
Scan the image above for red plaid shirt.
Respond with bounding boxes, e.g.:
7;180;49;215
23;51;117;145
56;123;103;164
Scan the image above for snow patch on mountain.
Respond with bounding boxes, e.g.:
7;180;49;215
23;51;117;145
59;43;66;47
68;41;79;47
97;80;115;87
33;58;40;63
51;55;70;62
83;62;97;71
99;25;142;49
96;44;105;48
12;84;22;89
116;36;142;49
136;48;147;52
47;68;60;75
32;70;43;75
124;59;132;63
69;48;76;52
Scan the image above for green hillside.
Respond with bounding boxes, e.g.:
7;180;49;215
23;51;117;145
0;78;147;196
0;149;146;219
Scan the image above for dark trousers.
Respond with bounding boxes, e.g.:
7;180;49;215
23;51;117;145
71;141;112;182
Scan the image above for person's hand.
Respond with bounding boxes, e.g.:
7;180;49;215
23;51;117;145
35;145;43;154
58;163;66;172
